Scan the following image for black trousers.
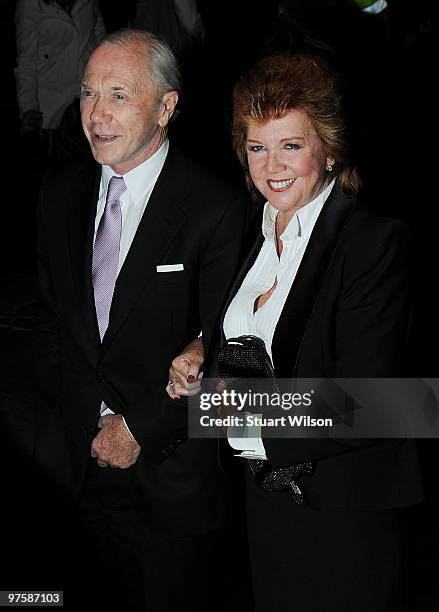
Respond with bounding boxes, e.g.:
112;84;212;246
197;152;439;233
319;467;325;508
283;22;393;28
78;459;250;612
246;473;414;612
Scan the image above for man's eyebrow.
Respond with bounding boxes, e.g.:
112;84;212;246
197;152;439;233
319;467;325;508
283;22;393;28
80;83;128;90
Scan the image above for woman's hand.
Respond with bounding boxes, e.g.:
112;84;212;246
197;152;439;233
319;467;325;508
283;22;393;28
166;337;204;399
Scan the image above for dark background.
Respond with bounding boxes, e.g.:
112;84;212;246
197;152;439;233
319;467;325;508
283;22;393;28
0;1;436;609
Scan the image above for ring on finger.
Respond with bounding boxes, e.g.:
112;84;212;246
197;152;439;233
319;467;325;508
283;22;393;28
168;380;177;388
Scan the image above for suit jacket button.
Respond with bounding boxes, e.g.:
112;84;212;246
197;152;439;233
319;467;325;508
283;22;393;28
96;371;106;382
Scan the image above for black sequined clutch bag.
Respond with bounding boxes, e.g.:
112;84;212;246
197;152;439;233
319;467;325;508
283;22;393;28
217;335;275;379
217;335;312;503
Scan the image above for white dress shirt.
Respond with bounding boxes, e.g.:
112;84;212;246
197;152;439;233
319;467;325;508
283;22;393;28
94;139;169;269
97;139;169;421
223;180;335;459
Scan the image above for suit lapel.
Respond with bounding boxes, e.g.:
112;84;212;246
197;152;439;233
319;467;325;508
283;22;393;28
221;233;264;325
206;210;265;374
220;209;264;326
272;182;356;376
100;147;189;353
67;159;101;350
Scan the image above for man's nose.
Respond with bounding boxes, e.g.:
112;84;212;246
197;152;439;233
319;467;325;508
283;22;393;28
89;97;112;124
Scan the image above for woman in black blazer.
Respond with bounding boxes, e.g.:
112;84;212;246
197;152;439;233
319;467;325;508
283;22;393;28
167;53;423;611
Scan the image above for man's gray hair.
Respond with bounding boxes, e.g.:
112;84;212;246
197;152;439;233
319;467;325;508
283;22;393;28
100;28;182;97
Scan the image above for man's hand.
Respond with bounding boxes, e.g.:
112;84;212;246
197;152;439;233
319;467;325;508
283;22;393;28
91;414;141;469
166;337;204;399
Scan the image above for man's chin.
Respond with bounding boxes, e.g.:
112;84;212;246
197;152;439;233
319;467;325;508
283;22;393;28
90;148;119;167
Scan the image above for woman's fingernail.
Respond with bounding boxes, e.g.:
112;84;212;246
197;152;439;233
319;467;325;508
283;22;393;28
187;375;195;383
173;395;181;400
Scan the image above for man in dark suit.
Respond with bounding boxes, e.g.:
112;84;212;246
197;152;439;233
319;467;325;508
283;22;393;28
37;28;247;611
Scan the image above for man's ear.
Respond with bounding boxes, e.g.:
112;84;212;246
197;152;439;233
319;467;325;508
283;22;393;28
158;91;179;127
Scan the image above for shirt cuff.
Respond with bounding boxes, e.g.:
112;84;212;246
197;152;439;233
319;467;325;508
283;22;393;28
121;416;136;440
227;416;268;460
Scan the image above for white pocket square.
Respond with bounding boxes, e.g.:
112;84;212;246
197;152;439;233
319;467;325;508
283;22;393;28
156;264;184;272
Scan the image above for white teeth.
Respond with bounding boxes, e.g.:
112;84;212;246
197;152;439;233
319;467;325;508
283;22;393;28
269;178;296;189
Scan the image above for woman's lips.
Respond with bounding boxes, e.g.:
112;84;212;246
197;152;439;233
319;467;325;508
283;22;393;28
267;178;296;192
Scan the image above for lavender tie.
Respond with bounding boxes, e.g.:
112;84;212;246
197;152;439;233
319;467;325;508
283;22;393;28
92;176;126;340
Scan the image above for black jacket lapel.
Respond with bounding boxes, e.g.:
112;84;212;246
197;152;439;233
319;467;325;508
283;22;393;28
272;182;355;376
205;210;264;375
222;231;264;323
67;159;101;352
100;147;189;353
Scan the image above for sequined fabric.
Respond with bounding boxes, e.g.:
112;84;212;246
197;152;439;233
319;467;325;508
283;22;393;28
248;459;313;503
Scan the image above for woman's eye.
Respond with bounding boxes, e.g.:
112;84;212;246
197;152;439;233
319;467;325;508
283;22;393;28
285;143;301;150
80;89;93;99
114;94;125;101
248;145;265;152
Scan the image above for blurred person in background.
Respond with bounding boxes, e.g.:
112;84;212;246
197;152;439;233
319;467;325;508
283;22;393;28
134;0;204;56
15;0;105;159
